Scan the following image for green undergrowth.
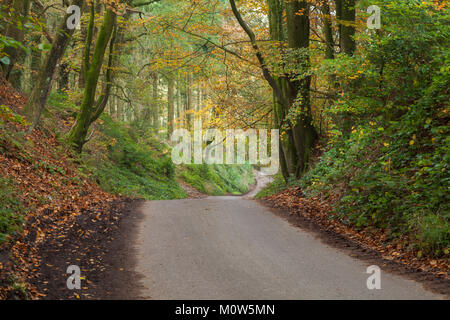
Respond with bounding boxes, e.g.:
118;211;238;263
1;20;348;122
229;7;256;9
177;163;255;196
82;115;186;200
0;177;25;244
0;107;29;244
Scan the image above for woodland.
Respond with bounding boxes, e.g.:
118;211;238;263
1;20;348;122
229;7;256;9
0;0;448;299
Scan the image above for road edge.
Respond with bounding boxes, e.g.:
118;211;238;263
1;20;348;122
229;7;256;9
258;198;450;298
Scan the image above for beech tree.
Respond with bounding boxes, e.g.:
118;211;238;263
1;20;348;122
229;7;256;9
21;0;85;129
230;0;317;179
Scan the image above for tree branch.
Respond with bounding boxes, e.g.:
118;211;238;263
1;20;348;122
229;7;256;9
228;0;287;107
132;0;161;8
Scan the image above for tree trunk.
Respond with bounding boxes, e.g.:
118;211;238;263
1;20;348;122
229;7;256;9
79;2;95;89
340;0;356;55
267;0;298;179
167;76;174;137
89;23;117;124
335;0;355;136
231;0;315;177
29;1;42;84
335;0;355;55
322;0;334;60
176;79;182;128
196;82;200;112
68;7;116;153
2;0;31;89
186;72;193;130
116;86;123;121
284;0;318;176
22;0;85;129
151;72;159;129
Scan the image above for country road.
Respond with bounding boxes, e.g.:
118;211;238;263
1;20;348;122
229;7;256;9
135;177;443;300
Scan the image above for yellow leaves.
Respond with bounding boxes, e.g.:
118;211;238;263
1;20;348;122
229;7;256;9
409;134;417;146
109;138;117;147
294;8;306;16
136;16;155;26
408;133;418;146
435;2;448;11
36;228;45;243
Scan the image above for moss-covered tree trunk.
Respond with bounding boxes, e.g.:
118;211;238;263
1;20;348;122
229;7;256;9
89;23;117;124
68;7;116;153
79;2;95;89
22;0;85;129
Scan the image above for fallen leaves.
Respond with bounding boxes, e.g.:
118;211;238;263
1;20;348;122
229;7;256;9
0;80;122;299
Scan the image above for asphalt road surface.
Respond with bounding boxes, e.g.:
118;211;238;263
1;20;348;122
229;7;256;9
135;179;442;299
